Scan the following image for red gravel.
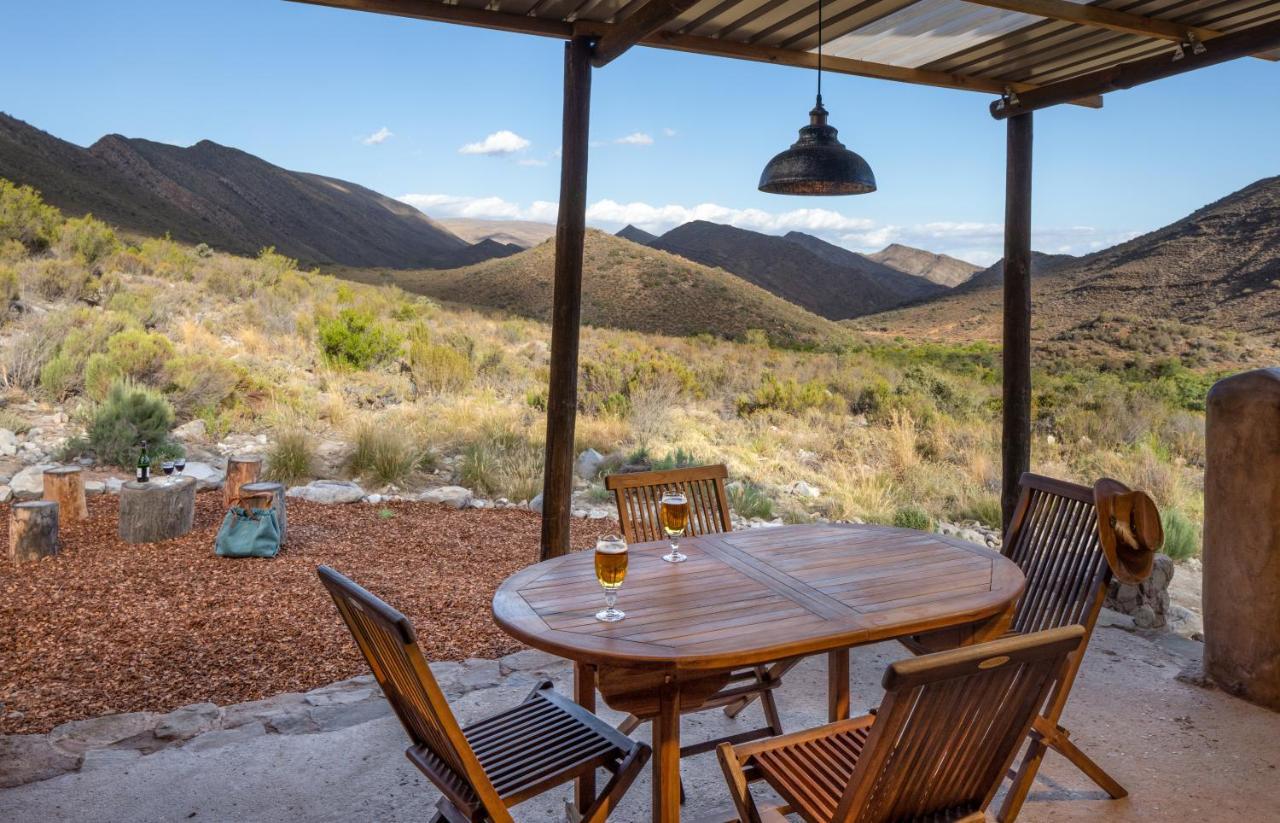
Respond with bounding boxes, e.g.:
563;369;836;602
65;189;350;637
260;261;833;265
0;493;616;735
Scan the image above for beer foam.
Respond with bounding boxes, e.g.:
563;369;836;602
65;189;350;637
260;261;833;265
596;542;628;554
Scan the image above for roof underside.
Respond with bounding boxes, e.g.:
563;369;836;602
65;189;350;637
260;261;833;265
297;0;1280;105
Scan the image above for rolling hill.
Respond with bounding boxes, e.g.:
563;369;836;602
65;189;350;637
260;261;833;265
856;176;1280;344
373;230;848;346
438;218;555;248
0;113;506;269
869;243;981;287
616;224;658;245
648;221;946;320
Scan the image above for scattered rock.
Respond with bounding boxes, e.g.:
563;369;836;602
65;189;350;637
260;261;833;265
83;480;105;496
0;735;82;788
786;480;821;499
0;428;17;457
419;485;473;509
286;480;366;505
575;448;604;479
1106;553;1175;630
47;712;155;754
528;493;544;514
9;464;55;500
0;486;10;503
154;702;221;742
172;420;208;441
179;461;223;491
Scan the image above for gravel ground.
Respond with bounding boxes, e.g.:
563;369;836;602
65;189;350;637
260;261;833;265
0;493;616;735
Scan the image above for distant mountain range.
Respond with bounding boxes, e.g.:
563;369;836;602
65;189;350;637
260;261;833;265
868;244;981;287
438;218;555;249
0;113;518;269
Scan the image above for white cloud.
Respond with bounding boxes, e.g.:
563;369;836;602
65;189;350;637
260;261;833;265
459;130;531;155
398;191;1132;264
361;127;393;146
615;132;654;146
663;128;677;138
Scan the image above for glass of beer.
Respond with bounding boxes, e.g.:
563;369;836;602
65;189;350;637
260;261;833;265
594;535;628;622
660;491;689;563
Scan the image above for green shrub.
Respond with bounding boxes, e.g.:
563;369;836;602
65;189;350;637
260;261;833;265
83;329;174;399
31;258;94;301
316;309;401;369
58;214;118;268
460;426;544;502
0;265;20;303
737;373;834;416
348;420;421;486
82;379;178;467
1160;508;1199;562
409;335;472;394
649;448;701;471
892;505;934;532
163;353;242;418
0;179;61;251
39;354;80;401
728;481;774;520
265;430;315;486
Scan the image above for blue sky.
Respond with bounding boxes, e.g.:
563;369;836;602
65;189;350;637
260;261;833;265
3;0;1277;264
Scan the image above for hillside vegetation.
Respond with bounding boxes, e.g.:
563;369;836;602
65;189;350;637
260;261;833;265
0;178;1257;556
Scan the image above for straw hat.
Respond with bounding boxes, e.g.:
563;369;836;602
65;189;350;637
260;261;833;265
1093;478;1164;585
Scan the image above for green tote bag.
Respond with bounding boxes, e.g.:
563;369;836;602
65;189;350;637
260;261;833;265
215;506;282;558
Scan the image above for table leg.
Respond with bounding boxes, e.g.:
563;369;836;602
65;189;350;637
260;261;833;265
828;649;850;722
574;662;597;815
652;676;681;823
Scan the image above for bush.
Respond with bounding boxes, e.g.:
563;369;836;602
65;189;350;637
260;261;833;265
892;505;934;532
58;214;118;269
1160;507;1199;562
163;353;241;418
316;309;401;369
82;379;178;467
0;179;61;251
737;373;834;416
83;328;174;399
3;319;66;390
0;265;20;304
348;420;421;486
266;430;315;486
31;258;94;301
728;481;774;520
409;335;472;394
459;426;544;502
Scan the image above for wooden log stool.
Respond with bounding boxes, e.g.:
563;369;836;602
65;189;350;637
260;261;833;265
119;476;196;544
43;465;88;522
9;500;60;561
223;456;262;508
239;481;287;544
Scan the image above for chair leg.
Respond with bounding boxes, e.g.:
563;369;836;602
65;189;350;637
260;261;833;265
999;719;1127;823
581;744;651;823
716;743;764;823
1049;727;1128;799
997;734;1048;823
617;713;643;735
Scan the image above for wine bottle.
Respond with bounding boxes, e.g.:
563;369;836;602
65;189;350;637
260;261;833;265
136;440;151;483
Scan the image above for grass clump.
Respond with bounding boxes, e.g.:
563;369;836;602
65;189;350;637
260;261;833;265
317;309;401;369
728;481;774;520
1160;507;1199;562
460;426;544;502
951;494;1003;531
265;430;315;486
408;333;472;394
80;379;179;466
0;408;30;433
892;505;934;532
0;265;20;304
348;420;420;487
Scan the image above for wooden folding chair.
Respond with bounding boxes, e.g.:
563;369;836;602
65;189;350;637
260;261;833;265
718;625;1087;823
317;566;649;823
901;473;1130;821
604;465;799;758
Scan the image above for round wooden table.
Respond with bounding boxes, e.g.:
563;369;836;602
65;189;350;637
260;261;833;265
493;523;1025;822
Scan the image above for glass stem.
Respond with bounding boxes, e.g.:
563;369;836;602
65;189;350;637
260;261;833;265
605;590;617;612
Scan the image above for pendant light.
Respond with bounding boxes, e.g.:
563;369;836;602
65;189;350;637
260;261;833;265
758;0;876;196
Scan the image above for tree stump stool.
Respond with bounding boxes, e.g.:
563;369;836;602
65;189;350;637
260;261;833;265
239;481;287;544
9;500;60;561
43;465;89;522
223;456;262;508
119;477;196;544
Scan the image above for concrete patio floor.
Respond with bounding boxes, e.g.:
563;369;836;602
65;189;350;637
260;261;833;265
2;619;1277;822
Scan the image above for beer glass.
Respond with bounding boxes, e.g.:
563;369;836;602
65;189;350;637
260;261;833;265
594;535;628;622
660;491;689;563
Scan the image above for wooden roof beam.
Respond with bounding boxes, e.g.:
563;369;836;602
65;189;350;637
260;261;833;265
992;17;1280;118
960;0;1276;60
590;0;701;66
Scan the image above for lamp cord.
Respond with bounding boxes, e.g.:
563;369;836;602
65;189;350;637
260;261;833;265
817;0;824;101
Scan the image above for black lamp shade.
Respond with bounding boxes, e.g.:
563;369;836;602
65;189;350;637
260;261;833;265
759;98;876;196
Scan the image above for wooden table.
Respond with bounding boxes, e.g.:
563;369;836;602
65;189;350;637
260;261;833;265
493;523;1025;822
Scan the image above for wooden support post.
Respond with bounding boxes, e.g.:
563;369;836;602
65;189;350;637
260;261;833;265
9;500;60;561
43;466;88;522
540;35;593;561
1002;112;1033;531
224;456;263;508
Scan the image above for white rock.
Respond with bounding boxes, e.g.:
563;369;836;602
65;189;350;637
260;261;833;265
787;480;821;499
575;448;604;479
84;480;106;496
419;486;473;509
0;485;11;502
528;493;544;514
10;464;55;500
287;480;366;505
172;420;207;441
106;477;125;493
366;494;383;505
0;428;17;456
176;461;222;490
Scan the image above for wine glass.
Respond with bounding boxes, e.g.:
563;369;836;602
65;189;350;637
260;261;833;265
660;491;689;563
594;535;628;622
174;457;187;475
161;461;175;483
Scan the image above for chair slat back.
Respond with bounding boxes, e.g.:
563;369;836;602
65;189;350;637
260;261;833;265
1002;473;1113;634
836;626;1086;823
604;464;732;544
317;566;500;813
